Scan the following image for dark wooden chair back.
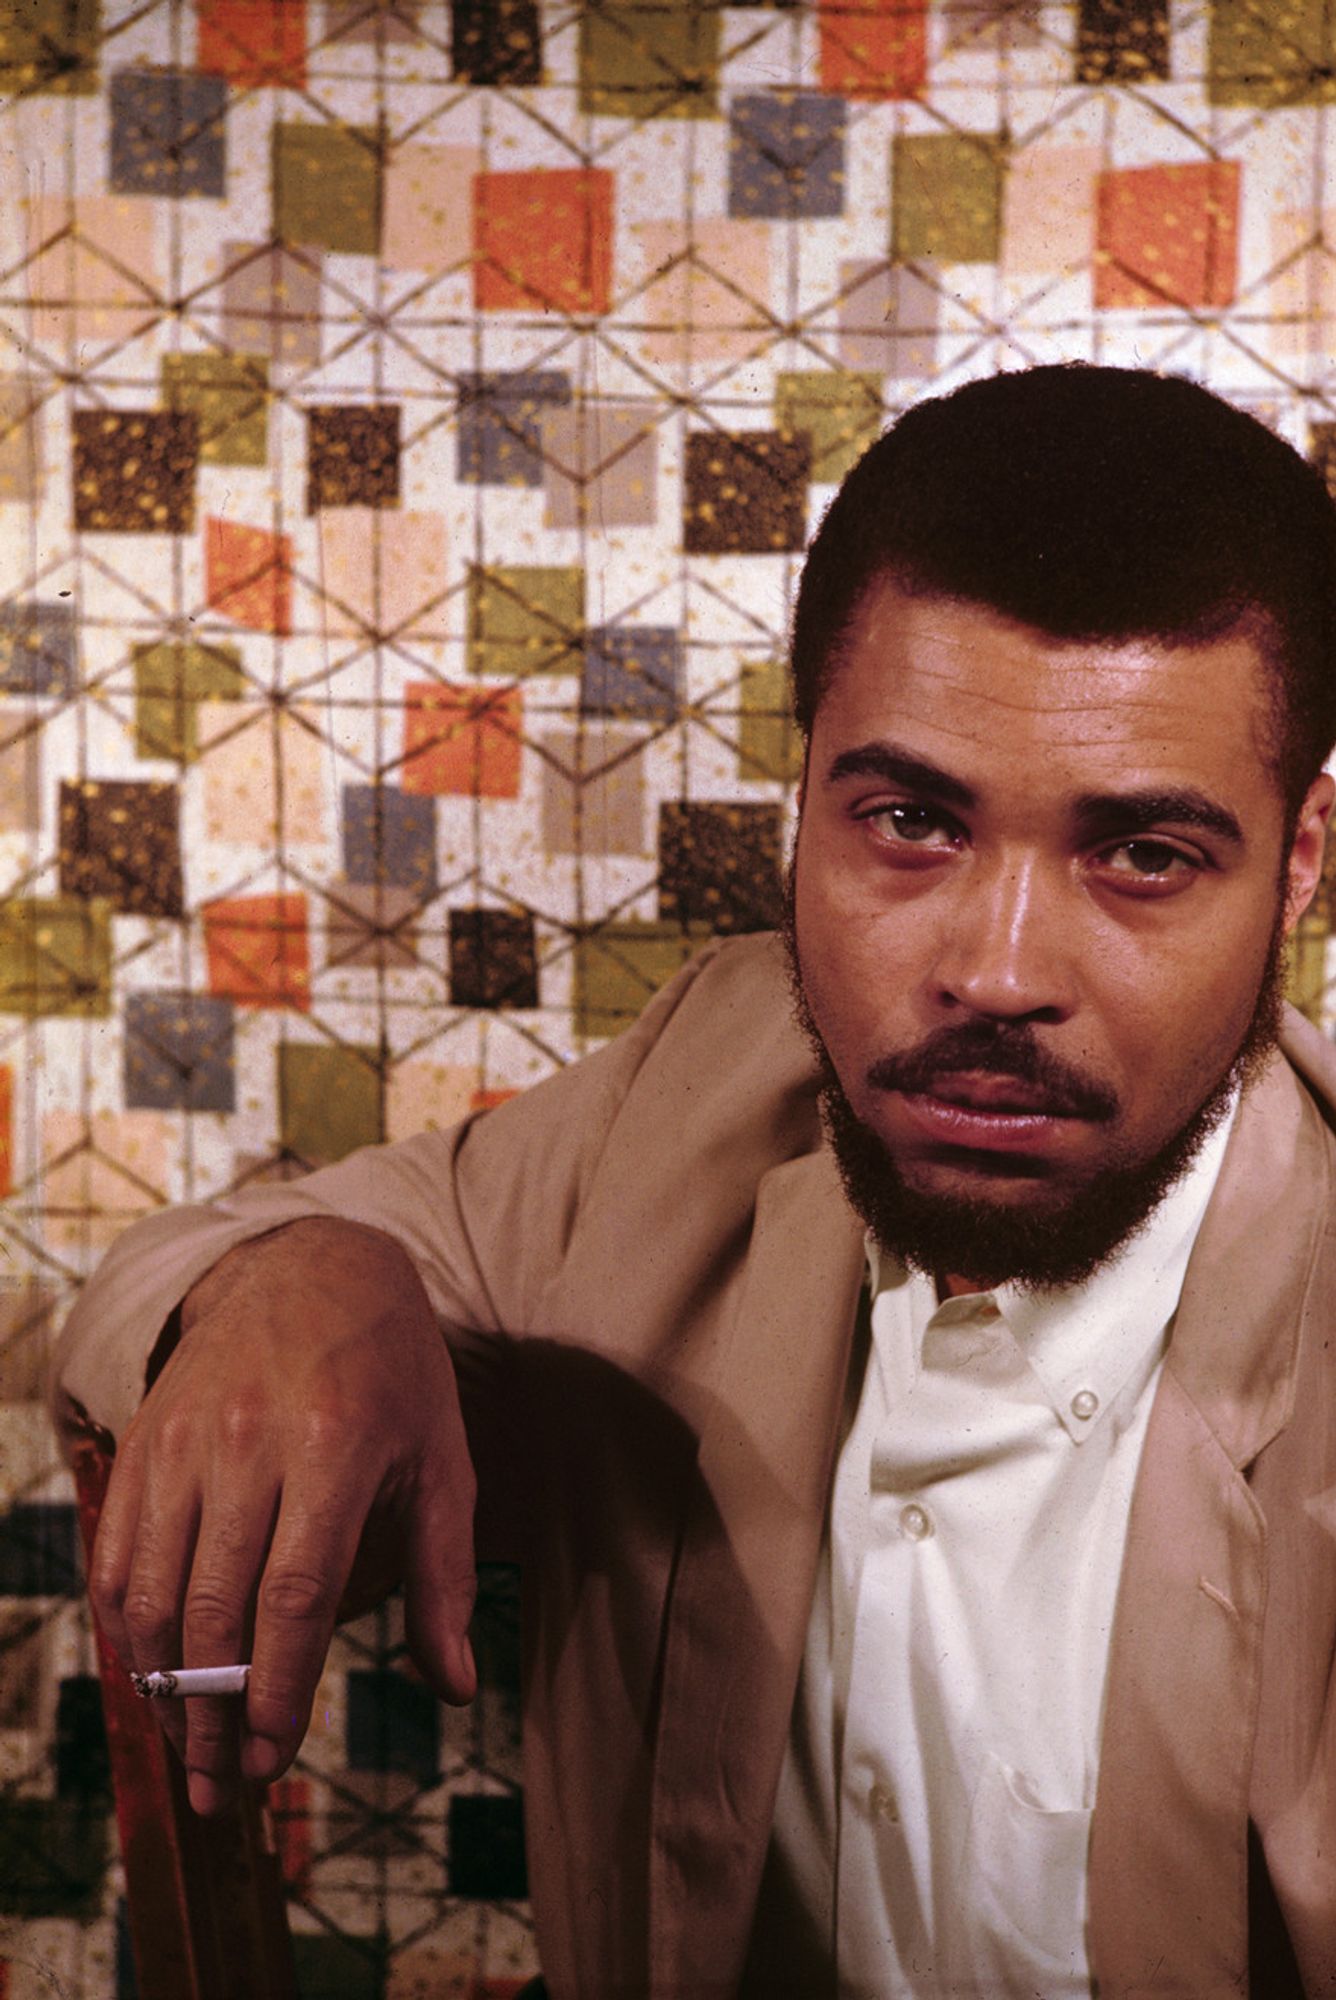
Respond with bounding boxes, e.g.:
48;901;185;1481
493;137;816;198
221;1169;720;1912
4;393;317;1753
70;1424;299;2000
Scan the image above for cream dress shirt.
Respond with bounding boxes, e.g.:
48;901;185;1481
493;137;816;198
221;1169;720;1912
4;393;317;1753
749;1102;1237;1997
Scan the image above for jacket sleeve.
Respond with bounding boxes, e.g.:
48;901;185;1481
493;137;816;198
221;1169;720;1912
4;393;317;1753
50;939;732;1450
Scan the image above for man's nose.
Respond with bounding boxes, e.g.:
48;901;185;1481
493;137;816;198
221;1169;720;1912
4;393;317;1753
932;854;1074;1023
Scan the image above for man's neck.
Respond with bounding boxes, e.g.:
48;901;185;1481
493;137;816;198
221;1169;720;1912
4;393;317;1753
938;1270;991;1300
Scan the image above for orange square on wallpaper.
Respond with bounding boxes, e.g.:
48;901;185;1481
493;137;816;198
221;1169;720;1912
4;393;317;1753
206;517;293;635
402;683;523;798
205;892;311;1009
474;168;614;315
1096;161;1240;310
198;0;307;88
818;0;926;99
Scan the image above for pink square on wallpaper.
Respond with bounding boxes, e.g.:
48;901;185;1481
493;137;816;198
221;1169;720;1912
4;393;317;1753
1003;146;1100;278
314;509;449;639
1268;206;1336;357
198;702;327;846
25;195;163;352
382;145;480;274
43;1110;172;1251
385;1060;478;1141
632;219;772;366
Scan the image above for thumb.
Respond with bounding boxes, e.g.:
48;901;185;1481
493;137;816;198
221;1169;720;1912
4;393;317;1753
401;1460;478;1705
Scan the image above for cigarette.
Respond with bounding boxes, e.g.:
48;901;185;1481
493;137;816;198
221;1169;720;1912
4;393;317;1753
130;1665;250;1699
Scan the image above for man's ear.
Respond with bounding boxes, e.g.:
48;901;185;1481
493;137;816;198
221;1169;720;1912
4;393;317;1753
1283;769;1336;931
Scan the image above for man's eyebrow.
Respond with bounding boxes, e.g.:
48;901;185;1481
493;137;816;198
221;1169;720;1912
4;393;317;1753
822;748;1247;846
1072;789;1245;846
823;742;976;810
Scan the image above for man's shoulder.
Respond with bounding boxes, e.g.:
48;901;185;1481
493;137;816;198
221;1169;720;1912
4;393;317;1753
1277;1001;1336;1134
512;929;815;1112
636;930;807;1063
463;929;825;1186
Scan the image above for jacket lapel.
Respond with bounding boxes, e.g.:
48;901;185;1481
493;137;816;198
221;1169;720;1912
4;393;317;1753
1089;1044;1330;1997
647;1142;865;1997
644;1022;1333;1996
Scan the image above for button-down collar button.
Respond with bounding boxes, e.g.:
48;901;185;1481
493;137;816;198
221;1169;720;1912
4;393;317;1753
900;1502;932;1541
1070;1388;1100;1421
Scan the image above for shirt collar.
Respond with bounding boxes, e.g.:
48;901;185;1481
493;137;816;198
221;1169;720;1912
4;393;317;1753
863;1093;1239;1444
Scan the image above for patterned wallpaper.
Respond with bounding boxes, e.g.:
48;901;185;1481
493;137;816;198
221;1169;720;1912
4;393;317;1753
2;0;1336;1993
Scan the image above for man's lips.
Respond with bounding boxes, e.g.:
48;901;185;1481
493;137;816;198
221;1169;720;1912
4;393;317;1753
920;1071;1081;1115
893;1072;1092;1154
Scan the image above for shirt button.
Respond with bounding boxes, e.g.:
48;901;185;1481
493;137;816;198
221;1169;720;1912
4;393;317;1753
1071;1388;1100;1421
899;1502;933;1541
869;1780;899;1822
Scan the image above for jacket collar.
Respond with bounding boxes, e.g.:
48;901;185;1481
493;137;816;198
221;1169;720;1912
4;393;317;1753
647;1140;865;1998
1089;1037;1334;1996
1162;1033;1331;1467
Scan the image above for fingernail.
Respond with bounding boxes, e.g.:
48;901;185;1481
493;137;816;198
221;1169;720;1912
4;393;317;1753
242;1736;281;1782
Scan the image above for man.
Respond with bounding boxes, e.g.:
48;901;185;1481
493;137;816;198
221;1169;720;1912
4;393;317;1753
54;365;1336;1997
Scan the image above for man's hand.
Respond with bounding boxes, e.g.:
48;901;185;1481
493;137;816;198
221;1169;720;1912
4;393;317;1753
88;1218;478;1816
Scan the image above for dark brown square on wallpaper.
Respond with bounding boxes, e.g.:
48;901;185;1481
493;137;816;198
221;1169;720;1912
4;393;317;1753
683;430;811;553
1076;0;1169;82
452;0;543;83
449;908;539;1008
71;410;199;533
657;801;785;933
307;404;402;510
58;779;183;918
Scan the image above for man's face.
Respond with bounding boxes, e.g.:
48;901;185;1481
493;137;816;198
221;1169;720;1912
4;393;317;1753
790;579;1333;1290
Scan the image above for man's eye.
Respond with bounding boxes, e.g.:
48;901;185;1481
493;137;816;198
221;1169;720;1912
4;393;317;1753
868;803;956;845
1104;839;1193;878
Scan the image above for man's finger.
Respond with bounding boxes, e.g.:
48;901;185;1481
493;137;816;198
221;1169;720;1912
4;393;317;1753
87;1434;149;1678
103;1438;206;1766
402;1447;478;1706
180;1480;276;1811
238;1476;374;1785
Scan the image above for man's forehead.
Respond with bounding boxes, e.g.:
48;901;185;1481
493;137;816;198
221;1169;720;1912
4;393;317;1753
811;579;1284;805
821;578;1275;722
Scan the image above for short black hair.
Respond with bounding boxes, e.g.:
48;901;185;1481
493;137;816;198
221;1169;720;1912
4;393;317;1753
791;364;1336;811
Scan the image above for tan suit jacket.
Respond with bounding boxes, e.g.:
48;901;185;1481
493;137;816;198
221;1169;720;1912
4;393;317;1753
54;932;1336;1998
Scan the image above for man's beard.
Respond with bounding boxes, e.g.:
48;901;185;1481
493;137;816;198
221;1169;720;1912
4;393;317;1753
784;898;1287;1294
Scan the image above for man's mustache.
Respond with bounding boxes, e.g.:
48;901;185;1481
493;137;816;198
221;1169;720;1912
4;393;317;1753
865;1022;1119;1122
